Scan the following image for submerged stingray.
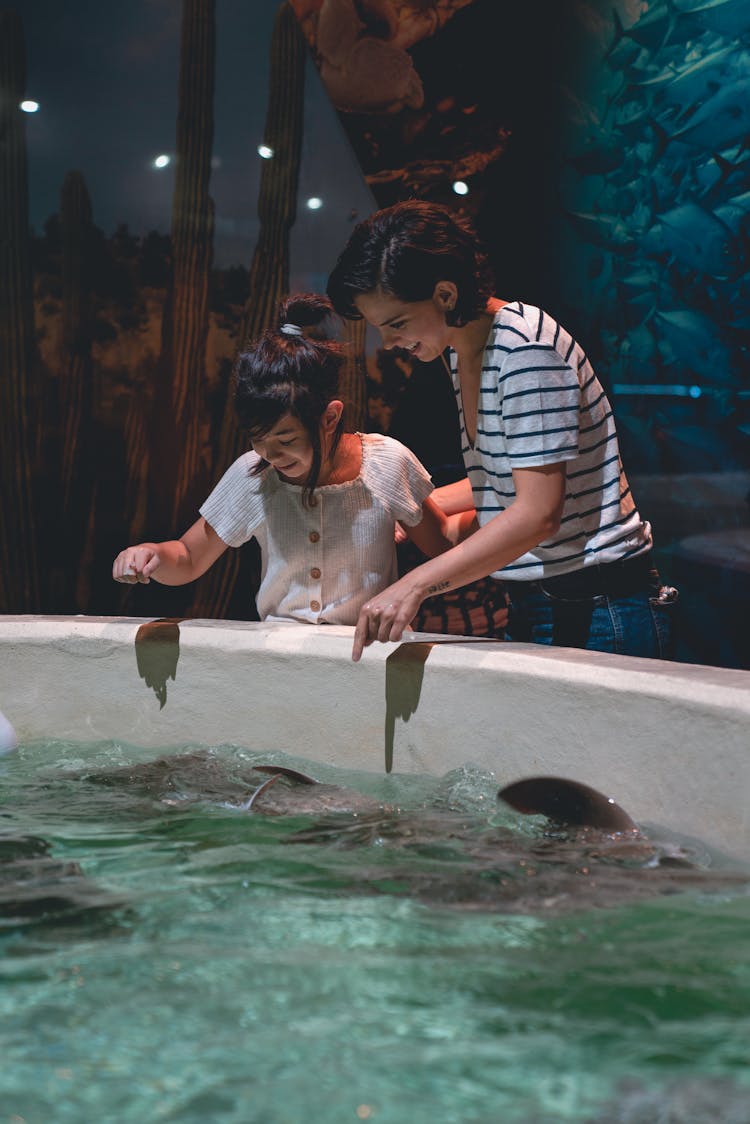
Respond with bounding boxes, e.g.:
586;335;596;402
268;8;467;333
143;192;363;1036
59;752;749;916
70;752;385;817
0;832;125;931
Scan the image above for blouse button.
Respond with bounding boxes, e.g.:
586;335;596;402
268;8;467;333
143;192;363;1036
310;600;321;612
310;567;321;580
309;531;320;543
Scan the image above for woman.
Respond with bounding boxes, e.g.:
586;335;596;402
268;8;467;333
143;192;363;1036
327;201;677;661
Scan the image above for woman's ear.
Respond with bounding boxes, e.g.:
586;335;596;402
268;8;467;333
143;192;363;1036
322;400;344;434
432;280;458;314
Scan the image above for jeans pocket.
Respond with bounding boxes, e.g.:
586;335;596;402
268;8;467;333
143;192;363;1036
648;588;678;660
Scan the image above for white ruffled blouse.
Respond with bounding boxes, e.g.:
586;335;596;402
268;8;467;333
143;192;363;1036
199;433;433;624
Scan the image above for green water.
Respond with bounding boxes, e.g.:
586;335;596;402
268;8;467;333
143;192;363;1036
1;742;749;1124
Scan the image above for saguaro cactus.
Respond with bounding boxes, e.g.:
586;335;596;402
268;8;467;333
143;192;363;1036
54;170;95;607
0;9;40;610
148;0;216;535
341;316;368;432
59;172;94;511
196;0;306;618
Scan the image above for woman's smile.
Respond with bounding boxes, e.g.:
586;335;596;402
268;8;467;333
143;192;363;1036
354;289;454;361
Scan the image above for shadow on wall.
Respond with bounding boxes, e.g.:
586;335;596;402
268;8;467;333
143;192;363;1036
384;637;495;772
134;619;182;709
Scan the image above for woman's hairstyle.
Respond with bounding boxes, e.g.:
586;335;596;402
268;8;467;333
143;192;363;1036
234;293;345;501
327;200;495;326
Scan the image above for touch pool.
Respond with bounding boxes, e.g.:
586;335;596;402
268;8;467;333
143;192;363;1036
1;616;749;1123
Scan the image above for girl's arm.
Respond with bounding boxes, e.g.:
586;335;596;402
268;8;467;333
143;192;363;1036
402;495;478;558
112;517;229;586
430;477;475;515
352;463;566;660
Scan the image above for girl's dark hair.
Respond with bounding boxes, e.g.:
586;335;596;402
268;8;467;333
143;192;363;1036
234;293;345;502
327;201;495;326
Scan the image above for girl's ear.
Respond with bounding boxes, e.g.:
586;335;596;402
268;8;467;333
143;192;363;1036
432;280;458;313
322;399;344;434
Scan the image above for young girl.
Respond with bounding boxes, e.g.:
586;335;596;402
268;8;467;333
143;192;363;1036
113;294;468;623
327;201;677;661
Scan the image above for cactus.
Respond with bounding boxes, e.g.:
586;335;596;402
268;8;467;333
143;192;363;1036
0;9;40;610
195;1;306;619
340;316;368;432
59;173;94;509
52;170;95;607
148;0;216;536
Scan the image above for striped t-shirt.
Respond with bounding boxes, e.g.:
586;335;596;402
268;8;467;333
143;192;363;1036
449;301;652;581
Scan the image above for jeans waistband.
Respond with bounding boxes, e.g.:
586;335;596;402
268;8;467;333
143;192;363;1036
508;552;656;601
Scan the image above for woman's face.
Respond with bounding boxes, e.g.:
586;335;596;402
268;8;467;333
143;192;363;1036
354;285;455;363
250;413;315;483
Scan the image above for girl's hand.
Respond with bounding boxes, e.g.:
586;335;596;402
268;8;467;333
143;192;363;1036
112;544;163;584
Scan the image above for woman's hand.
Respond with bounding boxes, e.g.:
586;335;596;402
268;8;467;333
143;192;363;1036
353;576;428;661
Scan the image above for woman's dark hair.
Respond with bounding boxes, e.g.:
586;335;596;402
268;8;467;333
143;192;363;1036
327;201;495;326
234;293;345;502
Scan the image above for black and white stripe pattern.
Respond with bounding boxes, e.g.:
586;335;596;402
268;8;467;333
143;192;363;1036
450;302;651;581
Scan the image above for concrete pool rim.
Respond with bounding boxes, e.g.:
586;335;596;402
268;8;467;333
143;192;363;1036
1;614;749;861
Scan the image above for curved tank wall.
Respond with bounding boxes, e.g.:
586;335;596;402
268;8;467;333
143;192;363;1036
1;615;749;861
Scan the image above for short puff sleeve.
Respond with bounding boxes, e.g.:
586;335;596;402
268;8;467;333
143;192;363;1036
361;434;434;526
199;452;269;547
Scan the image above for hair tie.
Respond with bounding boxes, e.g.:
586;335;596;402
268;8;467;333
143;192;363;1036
280;322;303;336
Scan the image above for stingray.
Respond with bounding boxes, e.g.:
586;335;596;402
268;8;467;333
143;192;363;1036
0;831;126;933
67;752;385;817
58;752;749;916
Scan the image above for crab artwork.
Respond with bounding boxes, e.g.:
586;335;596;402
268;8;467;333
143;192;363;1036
290;0;477;114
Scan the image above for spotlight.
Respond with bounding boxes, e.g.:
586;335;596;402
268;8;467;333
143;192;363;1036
20;100;39;113
452;180;469;196
257;144;274;159
153;154;171;169
306;197;323;210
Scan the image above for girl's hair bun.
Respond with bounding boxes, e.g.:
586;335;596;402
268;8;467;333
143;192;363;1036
278;293;334;337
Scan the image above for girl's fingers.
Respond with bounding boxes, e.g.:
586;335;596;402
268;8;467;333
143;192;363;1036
113;548;155;584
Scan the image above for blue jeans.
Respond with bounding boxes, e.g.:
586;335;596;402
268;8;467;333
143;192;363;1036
504;559;676;659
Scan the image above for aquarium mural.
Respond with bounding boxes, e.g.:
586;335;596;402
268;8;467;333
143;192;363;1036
2;0;375;623
1;0;748;665
554;0;750;667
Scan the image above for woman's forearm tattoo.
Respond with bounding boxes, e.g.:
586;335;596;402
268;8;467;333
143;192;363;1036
426;580;451;595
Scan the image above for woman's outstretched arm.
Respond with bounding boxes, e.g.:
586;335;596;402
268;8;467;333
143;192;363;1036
352;463;566;660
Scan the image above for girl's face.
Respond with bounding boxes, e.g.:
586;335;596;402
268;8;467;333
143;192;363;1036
250;404;342;483
354;284;456;363
251;414;315;482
